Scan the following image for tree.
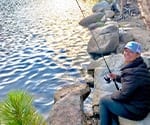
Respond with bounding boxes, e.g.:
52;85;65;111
0;90;47;125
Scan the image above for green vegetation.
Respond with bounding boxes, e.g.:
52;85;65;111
0;90;47;125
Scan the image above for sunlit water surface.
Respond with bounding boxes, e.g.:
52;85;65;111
0;0;92;118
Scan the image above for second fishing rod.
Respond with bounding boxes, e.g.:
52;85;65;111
75;0;119;90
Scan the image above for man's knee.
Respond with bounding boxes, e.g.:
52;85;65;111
99;95;112;105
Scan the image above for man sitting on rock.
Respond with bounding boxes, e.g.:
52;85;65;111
99;41;150;125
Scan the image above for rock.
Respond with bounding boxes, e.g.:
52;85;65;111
48;93;86;125
88;54;123;70
93;23;119;35
84;74;94;88
104;9;115;18
79;12;104;28
116;43;126;53
87;24;119;55
142;52;150;68
119;28;134;43
100;15;106;22
105;20;119;27
54;84;91;102
92;0;110;13
116;28;134;53
119;115;150;125
88;22;105;30
125;27;150;51
48;83;91;125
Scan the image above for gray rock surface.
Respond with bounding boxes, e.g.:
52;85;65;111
48;83;91;125
79;12;104;28
87;24;119;55
54;84;91;102
48;93;86;125
92;0;110;13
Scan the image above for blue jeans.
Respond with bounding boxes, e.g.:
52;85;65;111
99;95;146;125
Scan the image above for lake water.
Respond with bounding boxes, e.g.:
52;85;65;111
0;0;92;118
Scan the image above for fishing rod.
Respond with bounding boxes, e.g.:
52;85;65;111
75;0;119;90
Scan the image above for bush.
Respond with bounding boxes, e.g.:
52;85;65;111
0;90;47;125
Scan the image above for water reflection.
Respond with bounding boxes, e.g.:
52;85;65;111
0;0;92;118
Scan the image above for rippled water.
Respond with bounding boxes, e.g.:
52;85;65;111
0;0;92;118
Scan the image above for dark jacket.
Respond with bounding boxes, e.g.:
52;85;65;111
111;57;150;114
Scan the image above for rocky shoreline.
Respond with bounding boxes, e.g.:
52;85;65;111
47;0;150;125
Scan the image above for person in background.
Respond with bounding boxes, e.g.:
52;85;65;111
99;41;150;125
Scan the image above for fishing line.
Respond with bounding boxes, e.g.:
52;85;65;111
75;0;119;90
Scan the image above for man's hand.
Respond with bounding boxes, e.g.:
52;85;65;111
109;73;117;80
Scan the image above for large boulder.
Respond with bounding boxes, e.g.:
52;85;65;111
117;28;134;53
48;83;91;125
104;9;115;18
48;93;86;125
79;12;104;28
117;23;150;52
100;10;115;22
142;52;150;68
87;24;119;55
92;0;111;13
119;28;134;43
88;53;123;70
54;84;91;102
88;22;105;30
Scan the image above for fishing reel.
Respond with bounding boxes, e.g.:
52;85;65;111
104;75;111;83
